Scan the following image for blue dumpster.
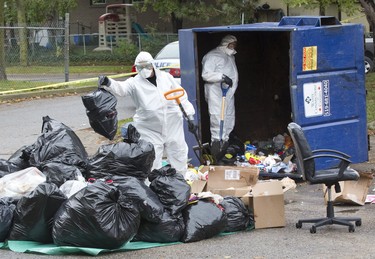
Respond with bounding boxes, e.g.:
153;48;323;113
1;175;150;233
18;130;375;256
73;34;91;45
179;16;368;169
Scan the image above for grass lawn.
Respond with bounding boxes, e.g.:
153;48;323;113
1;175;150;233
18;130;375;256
6;65;132;74
366;72;375;124
0;65;133;92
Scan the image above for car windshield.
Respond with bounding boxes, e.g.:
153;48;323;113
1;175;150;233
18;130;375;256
155;42;179;59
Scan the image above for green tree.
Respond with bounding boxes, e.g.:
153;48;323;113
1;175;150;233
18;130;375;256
135;0;259;33
5;0;77;24
283;0;360;16
0;0;6;80
5;0;77;67
284;0;375;63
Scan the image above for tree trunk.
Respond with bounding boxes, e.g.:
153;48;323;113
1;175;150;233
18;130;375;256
359;0;375;64
0;0;7;80
16;0;28;67
171;12;183;34
319;4;325;16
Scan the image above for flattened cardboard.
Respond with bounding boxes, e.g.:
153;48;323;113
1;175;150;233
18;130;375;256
323;172;373;206
242;180;285;229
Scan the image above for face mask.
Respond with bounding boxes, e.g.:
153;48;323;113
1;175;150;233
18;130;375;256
224;47;237;56
139;68;153;78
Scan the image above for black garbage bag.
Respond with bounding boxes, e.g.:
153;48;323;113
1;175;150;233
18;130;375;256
181;199;228;243
0;197;17;242
41;162;84;188
81;88;118;140
52;181;140;249
112;175;164;223
148;165;191;215
0;159;19;178
0;145;35;177
6;145;33;171
135;210;185;243
28;116;88;174
87;125;155;181
8;182;67;243
219;196;252;232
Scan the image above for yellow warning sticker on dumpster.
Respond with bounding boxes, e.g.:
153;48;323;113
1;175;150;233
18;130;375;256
302;46;317;71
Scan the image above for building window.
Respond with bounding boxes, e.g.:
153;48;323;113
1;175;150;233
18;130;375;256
90;0;106;5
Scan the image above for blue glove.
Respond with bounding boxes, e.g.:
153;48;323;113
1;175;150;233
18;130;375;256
98;76;110;87
222;75;233;87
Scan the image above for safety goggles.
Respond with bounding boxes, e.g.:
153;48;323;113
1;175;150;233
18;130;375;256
228;42;237;50
135;62;153;71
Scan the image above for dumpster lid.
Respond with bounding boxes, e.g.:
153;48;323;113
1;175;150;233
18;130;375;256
184;16;342;33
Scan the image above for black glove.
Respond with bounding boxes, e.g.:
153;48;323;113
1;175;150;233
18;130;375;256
188;121;198;133
222;75;233;87
98;76;110;87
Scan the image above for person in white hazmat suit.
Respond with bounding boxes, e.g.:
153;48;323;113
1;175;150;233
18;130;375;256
201;35;238;161
98;51;196;176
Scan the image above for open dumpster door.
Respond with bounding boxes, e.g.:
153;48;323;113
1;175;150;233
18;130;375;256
287;17;368;168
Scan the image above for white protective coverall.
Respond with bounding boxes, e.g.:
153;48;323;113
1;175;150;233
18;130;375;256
104;52;195;175
201;35;238;143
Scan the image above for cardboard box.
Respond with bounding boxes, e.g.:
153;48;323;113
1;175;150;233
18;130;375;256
190;179;207;194
205;166;259;190
242;180;285;229
211;186;252;197
190;166;259;196
323;172;373;206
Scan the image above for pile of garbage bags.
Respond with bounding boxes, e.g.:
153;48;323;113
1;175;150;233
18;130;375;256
0;116;254;249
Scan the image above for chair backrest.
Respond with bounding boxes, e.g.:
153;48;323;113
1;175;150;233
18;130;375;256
287;122;315;181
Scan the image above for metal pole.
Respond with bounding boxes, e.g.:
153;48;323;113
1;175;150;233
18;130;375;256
64;13;69;82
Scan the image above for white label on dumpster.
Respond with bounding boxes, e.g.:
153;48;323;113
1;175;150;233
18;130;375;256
322;80;331;116
303;82;323;117
224;170;240;180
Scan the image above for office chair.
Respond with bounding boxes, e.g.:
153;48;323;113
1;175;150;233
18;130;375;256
287;122;362;233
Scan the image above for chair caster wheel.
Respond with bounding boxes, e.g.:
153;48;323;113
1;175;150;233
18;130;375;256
310;226;316;233
296;222;302;229
355;220;361;227
349;225;355;232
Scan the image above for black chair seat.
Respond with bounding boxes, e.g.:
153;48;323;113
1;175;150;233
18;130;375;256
310;168;359;185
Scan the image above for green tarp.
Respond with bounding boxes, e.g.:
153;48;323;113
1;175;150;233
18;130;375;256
0;240;180;256
0;226;254;256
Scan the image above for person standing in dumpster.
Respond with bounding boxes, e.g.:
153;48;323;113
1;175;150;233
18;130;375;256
201;34;239;161
98;51;197;176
